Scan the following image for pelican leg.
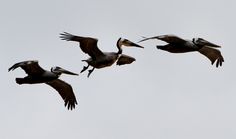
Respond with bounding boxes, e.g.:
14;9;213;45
87;67;95;78
80;64;89;73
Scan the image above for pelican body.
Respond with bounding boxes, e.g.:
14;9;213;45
15;69;59;84
60;32;143;77
8;60;78;110
82;52;119;69
139;35;224;67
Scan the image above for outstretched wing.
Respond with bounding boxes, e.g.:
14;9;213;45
46;79;78;110
116;54;136;65
198;46;224;67
139;34;187;44
8;60;45;75
60;32;105;59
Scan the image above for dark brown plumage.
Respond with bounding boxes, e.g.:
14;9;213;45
9;60;78;110
139;35;224;67
60;32;143;77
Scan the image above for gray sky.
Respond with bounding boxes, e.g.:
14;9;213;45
1;0;235;139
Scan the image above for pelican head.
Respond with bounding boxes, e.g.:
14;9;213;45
192;37;203;45
116;37;144;54
51;66;78;76
192;38;221;48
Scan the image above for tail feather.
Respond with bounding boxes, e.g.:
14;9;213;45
15;78;25;84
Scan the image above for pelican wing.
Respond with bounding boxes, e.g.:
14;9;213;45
46;79;78;110
198;46;224;67
60;32;105;59
139;35;187;44
116;54;136;65
8;60;45;75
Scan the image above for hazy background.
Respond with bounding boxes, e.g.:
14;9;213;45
1;0;235;139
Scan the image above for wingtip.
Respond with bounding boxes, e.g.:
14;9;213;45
65;98;78;110
212;57;224;68
8;66;16;72
60;31;70;35
67;103;77;111
137;36;148;43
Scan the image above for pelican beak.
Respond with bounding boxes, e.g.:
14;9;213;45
59;68;78;76
123;39;144;48
200;39;221;48
130;42;144;48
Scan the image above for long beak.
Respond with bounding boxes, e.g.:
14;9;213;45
201;39;221;48
130;42;144;48
59;68;78;76
138;35;170;43
138;36;158;43
123;39;144;48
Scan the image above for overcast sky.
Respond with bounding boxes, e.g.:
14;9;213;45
1;0;236;139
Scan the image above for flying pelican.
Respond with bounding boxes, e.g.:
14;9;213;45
139;35;224;67
60;32;144;77
8;60;78;110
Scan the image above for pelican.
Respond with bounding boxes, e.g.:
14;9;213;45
8;60;78;110
60;32;144;77
139;35;224;67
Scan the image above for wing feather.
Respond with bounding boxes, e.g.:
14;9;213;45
8;60;45;75
60;32;104;59
198;46;224;67
116;54;136;65
46;79;78;110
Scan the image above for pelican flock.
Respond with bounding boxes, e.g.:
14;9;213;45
9;32;224;110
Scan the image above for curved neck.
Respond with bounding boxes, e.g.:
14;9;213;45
192;40;203;48
116;38;123;54
192;39;199;46
192;39;204;50
117;46;122;54
51;69;62;76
